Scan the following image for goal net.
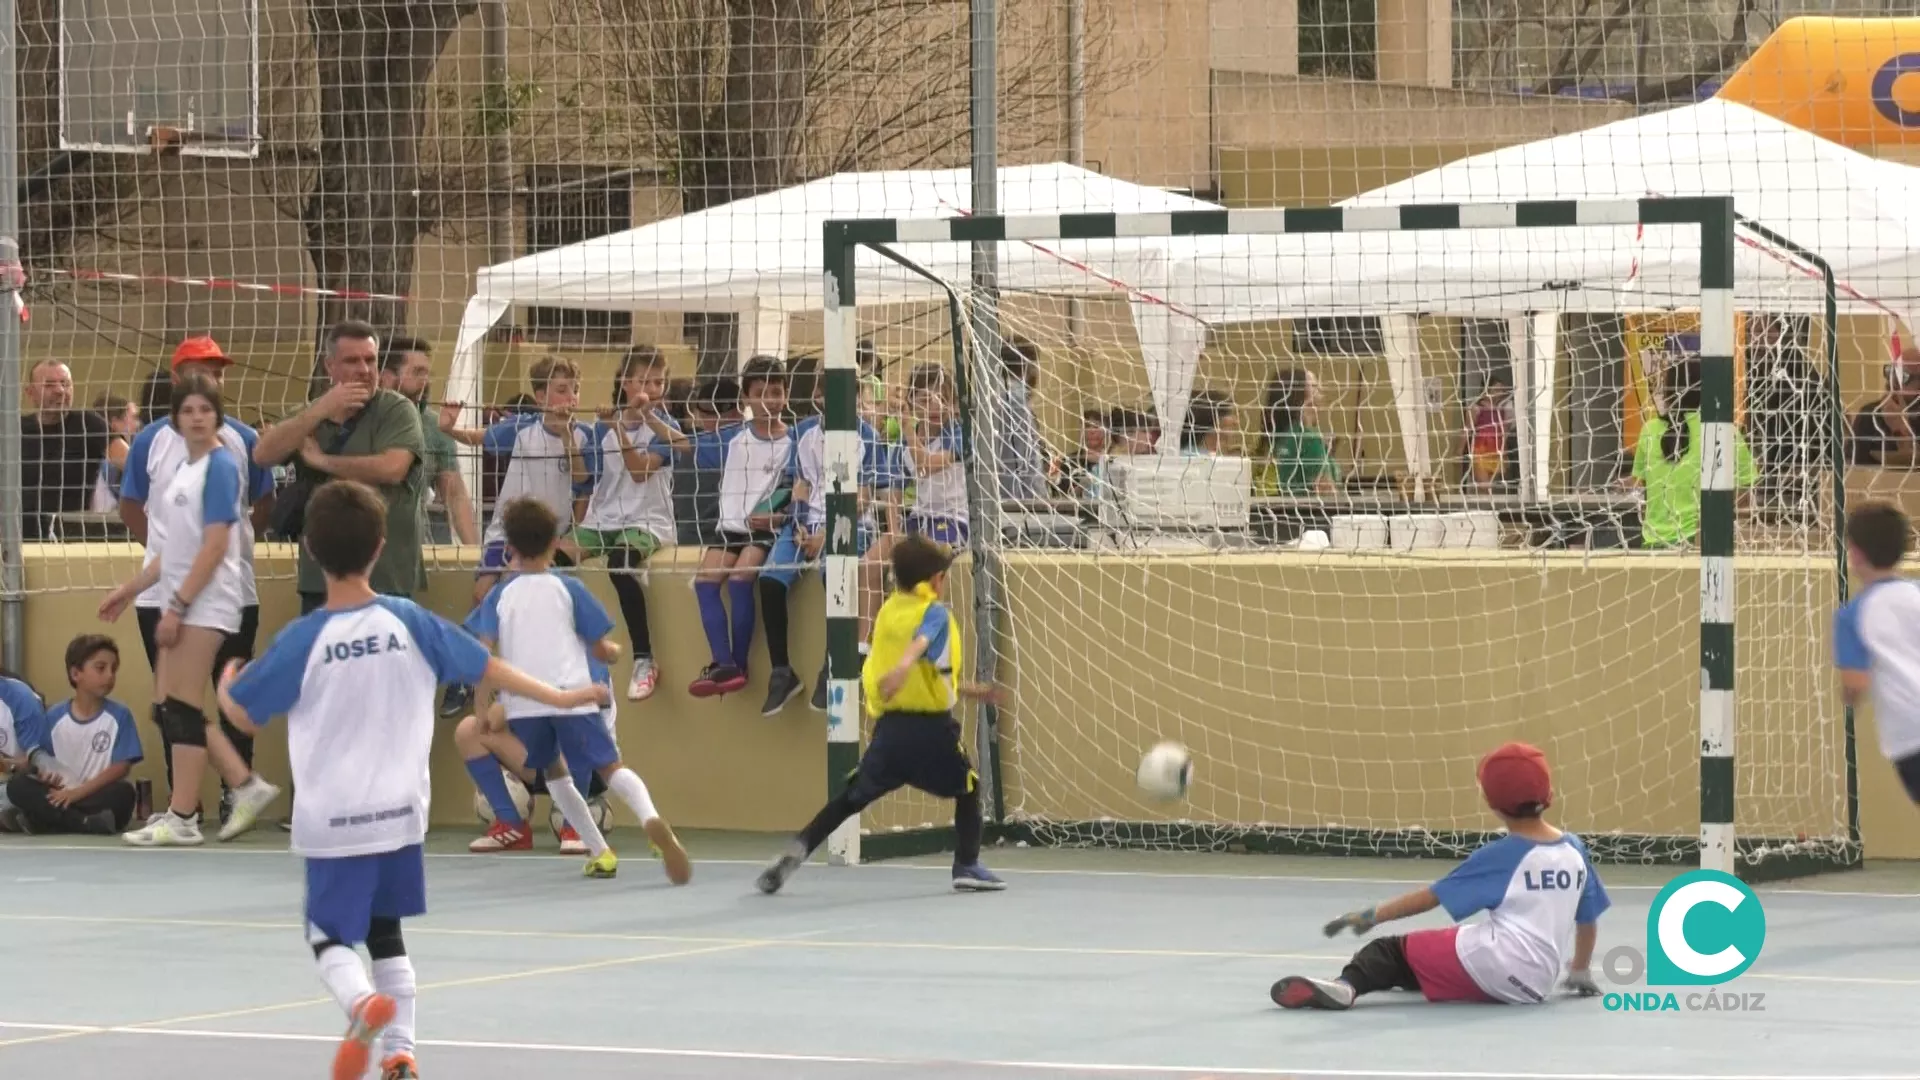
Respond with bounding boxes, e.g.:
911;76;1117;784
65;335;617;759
822;198;1858;882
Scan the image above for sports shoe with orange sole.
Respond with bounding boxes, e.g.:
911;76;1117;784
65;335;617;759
644;816;693;885
381;1052;420;1079
333;993;397;1080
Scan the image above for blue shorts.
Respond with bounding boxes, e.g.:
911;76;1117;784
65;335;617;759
477;540;511;575
763;521;877;585
304;844;427;947
907;512;969;549
509;713;619;775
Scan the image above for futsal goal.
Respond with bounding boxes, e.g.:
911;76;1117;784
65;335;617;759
816;195;1859;884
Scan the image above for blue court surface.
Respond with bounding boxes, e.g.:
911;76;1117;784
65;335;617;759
0;831;1914;1079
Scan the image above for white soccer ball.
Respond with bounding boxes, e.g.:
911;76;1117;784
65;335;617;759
473;772;533;825
1136;741;1194;801
549;796;615;839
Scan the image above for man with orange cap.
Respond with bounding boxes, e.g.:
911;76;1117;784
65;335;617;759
1271;742;1610;1010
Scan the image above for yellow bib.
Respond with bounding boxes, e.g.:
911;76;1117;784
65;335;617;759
862;583;961;716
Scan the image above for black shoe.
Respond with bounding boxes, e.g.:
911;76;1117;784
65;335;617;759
809;659;830;712
440;683;475;719
756;849;804;895
761;666;804;717
81;810;117;836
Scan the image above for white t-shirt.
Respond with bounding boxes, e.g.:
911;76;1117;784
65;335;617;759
226;597;492;858
907;423;968;523
581;415;678;542
1429;833;1611;1004
44;699;142;784
468;570;616;721
717;424;794;534
791;418;826;530
481;414;592;544
1835;577;1920;760
148;447;247;633
122;418;273;608
0;676;45;767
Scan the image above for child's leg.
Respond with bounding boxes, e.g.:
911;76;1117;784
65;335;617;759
757;527;806;714
548;721;619;864
727;545;769;673
757;718;907;894
897;714;1001;890
1271;935;1418;1011
5;771;74;833
692;548;738;676
455;715;528;827
367;917;417;1073
304;854;398;1080
596;758;692;885
544;763;613;864
76;781;138;833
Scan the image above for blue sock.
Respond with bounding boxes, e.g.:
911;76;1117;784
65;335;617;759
695;580;730;666
464;756;523;825
727;578;757;671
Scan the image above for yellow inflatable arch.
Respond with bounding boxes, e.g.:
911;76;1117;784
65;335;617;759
1717;16;1920;149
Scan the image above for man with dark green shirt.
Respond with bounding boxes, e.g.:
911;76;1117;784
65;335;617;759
253;320;428;613
379;336;478;545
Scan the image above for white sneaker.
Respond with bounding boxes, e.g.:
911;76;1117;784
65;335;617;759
216;777;282;841
628;657;658;701
124;810;204;847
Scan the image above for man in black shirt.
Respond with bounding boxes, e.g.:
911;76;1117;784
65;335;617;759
22;359;107;538
1848;355;1920;468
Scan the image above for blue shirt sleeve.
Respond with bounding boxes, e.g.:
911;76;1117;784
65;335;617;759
227;612;330;725
201;449;242;526
1834;600;1870;671
227;419;276;502
1569;836;1611;924
481;417;522;456
570;423;596;497
107;702;144;765
563;575;617;645
467;584;505;644
379;597;494;687
119;422;159;503
0;678;46;753
916;602;953;671
1430;836;1528;921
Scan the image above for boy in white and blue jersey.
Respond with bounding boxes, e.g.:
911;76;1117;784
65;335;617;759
1273;742;1609;1010
901;362;969;548
4;635;141;835
0;670;46;831
219;480;606;1080
1834;501;1920;802
465;497;692;884
690;356;794;699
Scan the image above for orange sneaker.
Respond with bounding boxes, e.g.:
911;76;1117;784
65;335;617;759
468;819;533;853
333;993;396;1080
381;1052;420;1080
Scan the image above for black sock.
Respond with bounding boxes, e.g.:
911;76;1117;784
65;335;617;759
758;577;792;670
607;551;653;658
953;787;984;866
797;789;864;856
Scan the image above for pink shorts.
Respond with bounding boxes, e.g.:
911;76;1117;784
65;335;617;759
1403;926;1496;1004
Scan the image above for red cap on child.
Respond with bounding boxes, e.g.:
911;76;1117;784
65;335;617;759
1478;741;1553;817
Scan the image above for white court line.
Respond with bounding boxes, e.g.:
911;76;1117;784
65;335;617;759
7;841;1916;897
0;1022;1914;1079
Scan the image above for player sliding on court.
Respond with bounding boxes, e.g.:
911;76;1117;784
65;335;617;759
1833;501;1920;809
218;480;609;1080
757;534;1006;894
1271;741;1610;1010
463;495;692;884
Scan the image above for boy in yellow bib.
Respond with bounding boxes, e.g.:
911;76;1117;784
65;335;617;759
756;534;1006;893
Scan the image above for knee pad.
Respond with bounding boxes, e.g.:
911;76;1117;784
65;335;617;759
159;699;208;749
366;917;407;962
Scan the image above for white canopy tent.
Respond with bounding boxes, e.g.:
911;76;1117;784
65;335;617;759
448;163;1225;450
1163;98;1920;497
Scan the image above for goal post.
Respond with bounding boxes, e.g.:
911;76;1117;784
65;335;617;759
820;195;1855;882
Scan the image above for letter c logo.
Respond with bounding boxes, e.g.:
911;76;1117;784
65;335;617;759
1656;879;1749;978
1872;54;1920;127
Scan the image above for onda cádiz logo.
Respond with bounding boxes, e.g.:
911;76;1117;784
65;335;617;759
1872;54;1920;127
1599;869;1768;1014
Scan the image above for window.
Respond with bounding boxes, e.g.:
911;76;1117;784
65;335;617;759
1292;316;1383;355
525;168;632;343
1298;0;1377;81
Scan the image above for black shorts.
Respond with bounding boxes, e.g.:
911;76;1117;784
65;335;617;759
846;711;976;803
1894;751;1920;804
712;528;777;557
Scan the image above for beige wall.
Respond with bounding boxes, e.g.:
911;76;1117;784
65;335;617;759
19;546;1900;862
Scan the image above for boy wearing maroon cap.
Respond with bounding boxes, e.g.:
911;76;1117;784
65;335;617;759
1272;741;1610;1010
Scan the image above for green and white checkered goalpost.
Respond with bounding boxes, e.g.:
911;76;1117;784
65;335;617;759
817;196;1743;874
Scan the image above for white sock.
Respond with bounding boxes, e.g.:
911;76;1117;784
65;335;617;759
371;956;417;1059
314;944;375;1015
547;776;609;855
606;767;659;825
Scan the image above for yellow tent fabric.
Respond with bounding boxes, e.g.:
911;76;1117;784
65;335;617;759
1718;16;1920;149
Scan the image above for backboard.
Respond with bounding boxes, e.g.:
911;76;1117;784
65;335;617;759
59;0;260;158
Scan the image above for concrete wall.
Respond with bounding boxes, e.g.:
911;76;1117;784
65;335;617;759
18;545;1904;861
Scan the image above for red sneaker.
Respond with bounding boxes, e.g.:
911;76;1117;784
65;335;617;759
557;823;586;855
688;665;723;699
381;1052;420;1080
333;993;397;1080
468;819;533;853
712;666;749;695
